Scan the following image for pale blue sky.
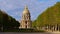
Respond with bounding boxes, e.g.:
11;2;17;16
0;0;60;21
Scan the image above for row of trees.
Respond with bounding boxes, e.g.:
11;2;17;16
0;10;20;32
32;2;60;30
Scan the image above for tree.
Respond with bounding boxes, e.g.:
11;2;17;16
0;10;20;32
32;2;60;29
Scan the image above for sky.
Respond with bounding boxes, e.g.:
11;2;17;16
0;0;60;21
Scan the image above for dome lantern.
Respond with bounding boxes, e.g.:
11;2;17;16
23;5;30;14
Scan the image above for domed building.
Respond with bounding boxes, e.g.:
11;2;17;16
19;6;32;29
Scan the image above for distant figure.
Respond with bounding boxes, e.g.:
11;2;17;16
19;6;32;29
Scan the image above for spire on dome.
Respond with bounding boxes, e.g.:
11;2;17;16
25;5;28;9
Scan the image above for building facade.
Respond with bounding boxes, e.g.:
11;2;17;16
19;6;32;29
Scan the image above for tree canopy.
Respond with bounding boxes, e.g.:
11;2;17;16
0;10;20;31
32;2;60;28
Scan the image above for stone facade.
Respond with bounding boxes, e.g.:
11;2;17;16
19;6;32;29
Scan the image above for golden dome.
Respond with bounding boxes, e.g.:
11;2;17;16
23;6;30;14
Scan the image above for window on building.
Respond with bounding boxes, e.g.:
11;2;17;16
25;21;27;24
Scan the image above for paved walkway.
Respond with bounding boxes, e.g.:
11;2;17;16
0;32;60;34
